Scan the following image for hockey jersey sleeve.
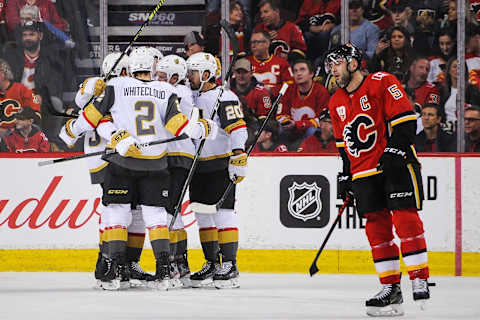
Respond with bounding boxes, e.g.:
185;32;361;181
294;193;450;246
217;100;247;135
20;85;41;112
276;86;292;124
163;93;190;136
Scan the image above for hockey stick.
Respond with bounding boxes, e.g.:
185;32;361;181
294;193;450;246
188;83;289;214
45;0;168;118
309;196;352;276
37;134;188;166
168;19;240;230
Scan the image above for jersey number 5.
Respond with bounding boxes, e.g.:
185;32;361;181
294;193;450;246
135;101;155;136
225;104;244;120
388;84;403;100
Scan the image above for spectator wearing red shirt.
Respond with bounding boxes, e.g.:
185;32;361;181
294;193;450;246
4;106;49;152
297;109;337;153
296;0;340;61
231;58;272;119
254;0;307;60
248;30;293;97
251;118;288;153
278;59;330;136
6;0;67;32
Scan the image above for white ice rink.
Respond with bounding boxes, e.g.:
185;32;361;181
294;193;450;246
0;273;479;320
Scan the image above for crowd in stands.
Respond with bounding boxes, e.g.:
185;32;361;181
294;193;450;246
0;0;479;153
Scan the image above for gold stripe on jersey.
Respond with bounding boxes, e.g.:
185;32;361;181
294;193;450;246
336;141;345;148
199;152;232;161
390;114;417;127
100;114;113;123
64;119;76;139
352;168;382;181
167;152;194;159
198;118;210;137
83;104;103;128
132;150;167;160
224;119;247;134
407;163;422;209
165;113;189;136
89;162;108;173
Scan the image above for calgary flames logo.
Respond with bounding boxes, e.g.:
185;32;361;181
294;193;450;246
343;114;377;157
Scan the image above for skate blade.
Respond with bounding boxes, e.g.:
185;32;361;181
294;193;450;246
366;304;404;317
169;278;183;290
93;280;103;290
191;278;215;289
415;299;428;311
147;280;170;291
129;279;147;288
101;280;122;291
214;277;240;289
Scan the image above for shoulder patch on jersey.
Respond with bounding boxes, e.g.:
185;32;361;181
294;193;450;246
336;106;346;121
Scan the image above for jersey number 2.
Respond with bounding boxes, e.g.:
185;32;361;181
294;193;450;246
135;101;155;136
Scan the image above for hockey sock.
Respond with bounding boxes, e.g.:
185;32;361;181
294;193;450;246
176;229;188;256
148;225;170;260
365;210;401;284
392;208;429;280
199;227;219;262
126;232;145;262
104;226;128;261
99;229;104;253
218;228;239;262
169;229;178;257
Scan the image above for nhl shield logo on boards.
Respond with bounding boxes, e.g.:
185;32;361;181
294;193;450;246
280;175;330;228
287;182;322;221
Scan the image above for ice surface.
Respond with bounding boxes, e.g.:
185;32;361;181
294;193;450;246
0;273;478;320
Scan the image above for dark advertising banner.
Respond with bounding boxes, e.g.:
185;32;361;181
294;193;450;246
109;11;203;26
88;42;185;59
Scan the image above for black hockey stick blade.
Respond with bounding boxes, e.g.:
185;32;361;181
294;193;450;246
309;196;352;276
38;134;187;167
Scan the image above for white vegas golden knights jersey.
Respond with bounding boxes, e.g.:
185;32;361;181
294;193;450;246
193;86;247;172
166;84;195;169
75;77;109;184
97;76;183;171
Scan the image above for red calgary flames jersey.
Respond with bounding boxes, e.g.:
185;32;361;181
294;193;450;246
254;21;307;54
248;55;293;97
0;82;41;129
329;72;416;180
4;126;50;153
278;81;330;125
407;82;440;108
231;81;272;117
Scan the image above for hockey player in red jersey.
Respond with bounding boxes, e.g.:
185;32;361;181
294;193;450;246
327;44;431;317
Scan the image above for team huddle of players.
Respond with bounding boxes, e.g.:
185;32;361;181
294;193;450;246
58;46;247;291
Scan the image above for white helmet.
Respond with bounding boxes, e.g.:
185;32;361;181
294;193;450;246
146;47;164;60
157;55;187;85
128;47;153;75
102;52;129;77
186;52;217;83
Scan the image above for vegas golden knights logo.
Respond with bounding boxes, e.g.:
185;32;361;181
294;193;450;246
343;114;377;157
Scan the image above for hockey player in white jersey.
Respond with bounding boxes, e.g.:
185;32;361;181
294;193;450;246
60;52;151;288
59;47;217;290
186;52;248;289
156;54;195;288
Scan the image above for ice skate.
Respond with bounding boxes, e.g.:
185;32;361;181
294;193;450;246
214;261;240;289
412;278;430;310
168;261;183;289
190;260;219;288
365;283;404;317
147;260;170;291
176;254;192;288
101;259;130;291
93;252;107;289
128;261;151;288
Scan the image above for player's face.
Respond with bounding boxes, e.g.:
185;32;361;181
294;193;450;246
390;30;406;50
465;110;480;135
234;69;251;86
293;63;313;85
169;74;179;85
187;70;201;90
439;35;454;56
421;107;440;129
329;58;350;88
157;71;168;82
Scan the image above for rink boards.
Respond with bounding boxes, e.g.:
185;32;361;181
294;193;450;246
0;154;478;276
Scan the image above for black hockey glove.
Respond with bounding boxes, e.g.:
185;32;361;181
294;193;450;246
378;144;419;170
337;173;353;201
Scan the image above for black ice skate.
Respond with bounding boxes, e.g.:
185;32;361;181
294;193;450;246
168;260;183;289
128;261;151;287
365;283;404;317
214;261;240;289
412;278;430;310
176;253;192;288
94;252;107;289
147;259;170;291
100;259;130;291
190;260;220;288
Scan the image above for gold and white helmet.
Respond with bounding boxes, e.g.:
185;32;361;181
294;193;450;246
102;52;129;77
157;55;187;85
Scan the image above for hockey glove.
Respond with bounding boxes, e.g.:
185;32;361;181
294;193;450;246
378;144;419;170
197;118;218;140
59;118;80;148
181;107;218;140
337;173;353;201
107;129;142;157
228;152;248;184
80;78;106;97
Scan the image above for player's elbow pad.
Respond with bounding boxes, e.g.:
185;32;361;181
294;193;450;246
231;126;248;151
389;119;416;149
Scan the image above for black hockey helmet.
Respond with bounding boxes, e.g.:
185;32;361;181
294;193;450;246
325;43;364;74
